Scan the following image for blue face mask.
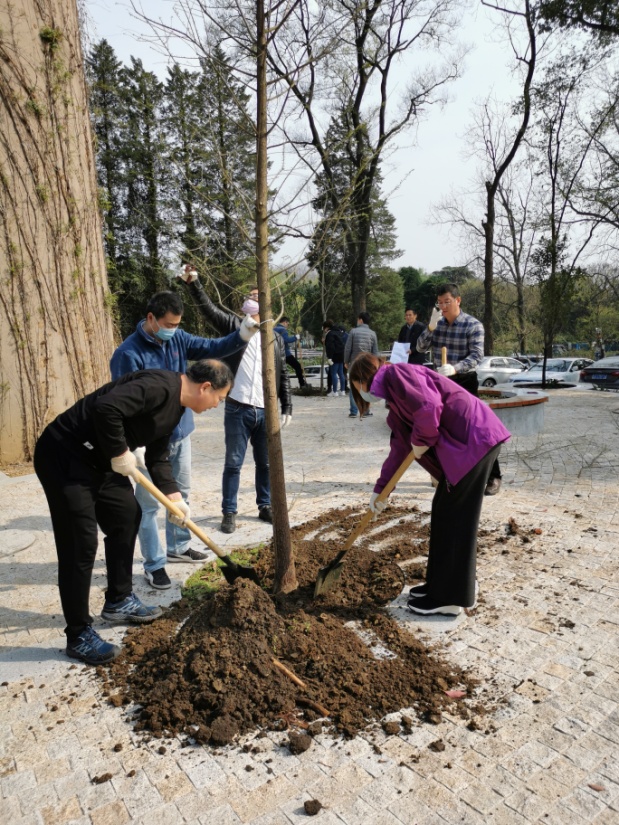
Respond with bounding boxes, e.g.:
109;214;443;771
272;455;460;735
153;320;177;342
359;389;382;404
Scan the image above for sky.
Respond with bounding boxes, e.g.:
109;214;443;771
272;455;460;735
84;0;523;274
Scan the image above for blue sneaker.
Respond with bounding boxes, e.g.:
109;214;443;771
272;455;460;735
101;592;162;624
66;626;121;665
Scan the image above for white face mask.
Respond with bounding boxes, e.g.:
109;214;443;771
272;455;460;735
359;389;382;403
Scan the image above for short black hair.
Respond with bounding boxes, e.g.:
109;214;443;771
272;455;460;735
437;283;460;299
405;307;417;314
146;291;184;319
358;311;371;325
186;359;234;390
280;316;290;323
322;319;334;330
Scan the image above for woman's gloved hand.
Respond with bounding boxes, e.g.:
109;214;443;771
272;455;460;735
412;444;429;459
369;492;386;514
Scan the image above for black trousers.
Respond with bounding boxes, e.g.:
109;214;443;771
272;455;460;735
286;354;306;387
33;428;141;639
451;371;501;481
426;443;501;607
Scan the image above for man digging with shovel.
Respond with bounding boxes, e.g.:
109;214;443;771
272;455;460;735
34;360;234;666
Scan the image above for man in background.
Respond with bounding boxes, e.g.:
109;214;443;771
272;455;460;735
274;316;306;388
416;283;502;495
344;311;378;418
398;308;426;365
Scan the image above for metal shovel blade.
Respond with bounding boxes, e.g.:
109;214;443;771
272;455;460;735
220;560;261;585
314;551;346;597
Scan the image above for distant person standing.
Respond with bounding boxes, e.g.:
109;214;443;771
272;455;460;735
274;316;307;388
344;311;379;418
398;308;426;365
416;283;502;495
322;319;346;396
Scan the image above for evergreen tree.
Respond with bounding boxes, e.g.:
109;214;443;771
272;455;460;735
86;40;125;280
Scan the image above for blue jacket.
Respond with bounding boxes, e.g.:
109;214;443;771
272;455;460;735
110;322;244;442
274;323;297;358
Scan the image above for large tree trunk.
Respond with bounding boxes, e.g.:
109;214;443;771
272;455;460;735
256;0;297;594
0;0;114;463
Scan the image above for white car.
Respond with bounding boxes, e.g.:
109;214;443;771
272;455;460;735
476;356;528;387
302;364;330;387
509;358;594;386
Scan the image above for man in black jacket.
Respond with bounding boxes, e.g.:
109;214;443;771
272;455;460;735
33;360;234;665
178;268;292;534
398;308;427;365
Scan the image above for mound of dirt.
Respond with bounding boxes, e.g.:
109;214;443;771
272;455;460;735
102;504;477;745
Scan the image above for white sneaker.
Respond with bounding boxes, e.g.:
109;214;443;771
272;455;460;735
339;391;346;397
327;391;336;397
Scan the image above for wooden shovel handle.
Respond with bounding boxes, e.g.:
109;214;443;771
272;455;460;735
342;449;416;554
133;469;226;562
441;346;447;366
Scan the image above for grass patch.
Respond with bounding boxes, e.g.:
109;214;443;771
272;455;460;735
181;545;263;604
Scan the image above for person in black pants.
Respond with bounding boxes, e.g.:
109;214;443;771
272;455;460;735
397;308;426;365
33;360;234;666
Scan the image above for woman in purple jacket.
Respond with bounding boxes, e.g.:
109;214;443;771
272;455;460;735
349;354;510;617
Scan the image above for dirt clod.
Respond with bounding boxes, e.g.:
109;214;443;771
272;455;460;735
288;731;312;754
304;799;323;815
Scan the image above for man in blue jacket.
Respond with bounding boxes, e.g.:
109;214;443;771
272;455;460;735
111;291;256;589
274;316;306;387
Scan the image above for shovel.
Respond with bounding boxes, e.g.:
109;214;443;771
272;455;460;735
313;347;447;597
313;449;417;597
133;469;260;585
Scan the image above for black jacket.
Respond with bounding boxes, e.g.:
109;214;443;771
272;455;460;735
185;280;292;415
398;321;427;365
44;370;183;494
324;328;345;363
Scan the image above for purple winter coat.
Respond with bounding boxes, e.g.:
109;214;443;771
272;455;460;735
370;363;510;491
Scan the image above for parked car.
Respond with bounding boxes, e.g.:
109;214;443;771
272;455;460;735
302;364;330;387
476;356;528;387
513;355;543;368
579;356;619;391
509;358;594;386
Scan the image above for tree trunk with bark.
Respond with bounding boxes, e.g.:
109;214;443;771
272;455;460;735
256;0;297;594
0;0;114;462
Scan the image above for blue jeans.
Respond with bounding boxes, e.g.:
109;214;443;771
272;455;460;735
135;436;192;572
349;388;359;416
329;362;345;392
222;399;270;513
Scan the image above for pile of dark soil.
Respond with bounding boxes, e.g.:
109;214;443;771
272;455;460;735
102;504;478;746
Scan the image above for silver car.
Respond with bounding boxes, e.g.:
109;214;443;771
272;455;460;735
476;356;528;387
509;358;594;386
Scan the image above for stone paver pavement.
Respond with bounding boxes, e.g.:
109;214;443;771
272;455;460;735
1;386;618;824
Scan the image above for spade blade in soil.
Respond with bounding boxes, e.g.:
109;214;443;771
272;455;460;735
221;559;261;585
314;551;346;597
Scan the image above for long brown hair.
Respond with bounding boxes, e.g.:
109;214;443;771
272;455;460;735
348;353;386;416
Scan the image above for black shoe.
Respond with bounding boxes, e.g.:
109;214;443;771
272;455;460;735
348;413;358;418
362;411;373;418
484;477;502;496
144;567;172;589
221;512;236;534
407;595;462;616
407;582;428;599
258;506;273;524
167;547;212;564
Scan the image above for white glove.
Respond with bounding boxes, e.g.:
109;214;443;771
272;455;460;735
167;498;190;527
369;492;386;514
428;307;442;331
437;364;456;377
327;358;333;366
281;414;292;428
111;450;138;478
239;314;259;342
412;444;429;459
177;266;198;283
295;334;300;341
133;447;146;470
